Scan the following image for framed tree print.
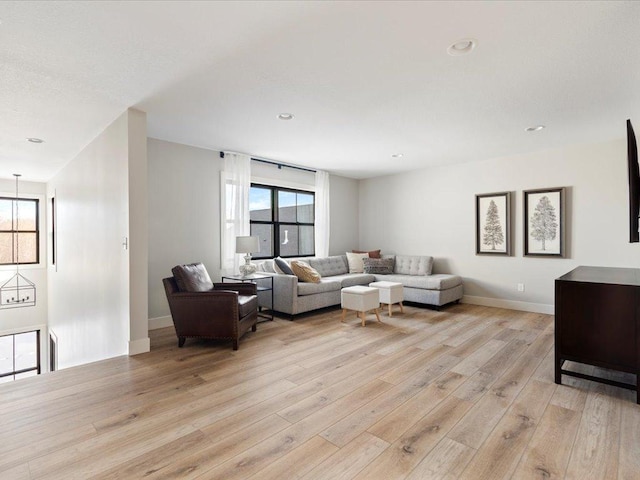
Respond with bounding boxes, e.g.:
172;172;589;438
476;192;512;255
524;187;566;257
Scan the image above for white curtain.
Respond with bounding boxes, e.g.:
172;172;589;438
314;170;330;257
220;152;251;275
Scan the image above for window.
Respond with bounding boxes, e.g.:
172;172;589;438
250;184;315;259
0;197;39;265
0;330;41;383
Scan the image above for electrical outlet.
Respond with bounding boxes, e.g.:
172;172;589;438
517;283;525;292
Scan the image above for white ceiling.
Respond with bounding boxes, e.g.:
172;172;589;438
1;1;639;181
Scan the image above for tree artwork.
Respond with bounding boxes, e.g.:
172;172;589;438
530;195;558;250
482;200;504;250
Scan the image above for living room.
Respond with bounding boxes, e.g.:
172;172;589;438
1;1;639;478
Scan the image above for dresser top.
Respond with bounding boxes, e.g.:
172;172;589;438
557;266;640;286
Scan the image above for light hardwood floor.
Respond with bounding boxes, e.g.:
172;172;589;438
1;303;639;479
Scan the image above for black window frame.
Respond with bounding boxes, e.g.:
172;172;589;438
250;184;315;259
0;196;40;266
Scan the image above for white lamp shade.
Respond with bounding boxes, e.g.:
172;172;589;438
236;236;260;254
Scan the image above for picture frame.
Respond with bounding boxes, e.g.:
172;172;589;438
475;191;512;255
524;187;565;257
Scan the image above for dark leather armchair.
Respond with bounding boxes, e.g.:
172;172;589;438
163;263;258;350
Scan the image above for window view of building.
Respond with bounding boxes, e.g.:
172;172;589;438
249;185;314;259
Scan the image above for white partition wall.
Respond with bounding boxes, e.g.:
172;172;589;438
47;109;149;369
127;110;149;355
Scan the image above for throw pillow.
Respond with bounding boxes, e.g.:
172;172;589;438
352;249;382;259
290;261;322;283
261;261;276;273
171;262;214;292
274;256;294;275
272;260;283;274
363;257;395;275
345;252;369;273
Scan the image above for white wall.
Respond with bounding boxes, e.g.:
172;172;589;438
147;139;223;322
47;109;148;369
328;174;359;255
147;140;361;324
0;179;48;360
359;138;639;313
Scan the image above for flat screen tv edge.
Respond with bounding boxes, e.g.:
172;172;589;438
629;119;639;243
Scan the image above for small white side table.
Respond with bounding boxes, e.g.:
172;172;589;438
369;281;404;316
341;285;381;326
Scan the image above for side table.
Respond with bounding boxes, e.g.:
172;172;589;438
222;273;274;322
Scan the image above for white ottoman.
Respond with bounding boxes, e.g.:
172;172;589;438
341;286;381;326
369;281;404;317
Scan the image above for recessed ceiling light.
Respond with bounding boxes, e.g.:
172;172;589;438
391;153;403;158
26;138;44;143
525;125;545;132
447;38;477;56
277;113;294;120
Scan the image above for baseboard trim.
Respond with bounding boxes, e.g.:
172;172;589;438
461;295;554;315
149;315;173;330
128;337;150;355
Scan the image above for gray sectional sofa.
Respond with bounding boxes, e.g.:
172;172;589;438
256;254;463;317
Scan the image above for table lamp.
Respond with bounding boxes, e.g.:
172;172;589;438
236;235;260;276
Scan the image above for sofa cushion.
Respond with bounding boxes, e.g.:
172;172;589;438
346;252;369;273
352;249;381;259
394;255;433;276
291;261;322;283
379;273;462;290
297;279;342;296
330;273;377;288
171;263;213;292
308;256;348;277
363;257;394;274
274;257;294;275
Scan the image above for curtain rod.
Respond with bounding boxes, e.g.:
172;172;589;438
219;151;316;173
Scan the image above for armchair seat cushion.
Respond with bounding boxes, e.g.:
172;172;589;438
238;294;259;317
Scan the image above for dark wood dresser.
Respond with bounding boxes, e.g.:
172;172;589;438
555;266;640;403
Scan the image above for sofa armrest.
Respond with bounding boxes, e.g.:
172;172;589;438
255;272;298;315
